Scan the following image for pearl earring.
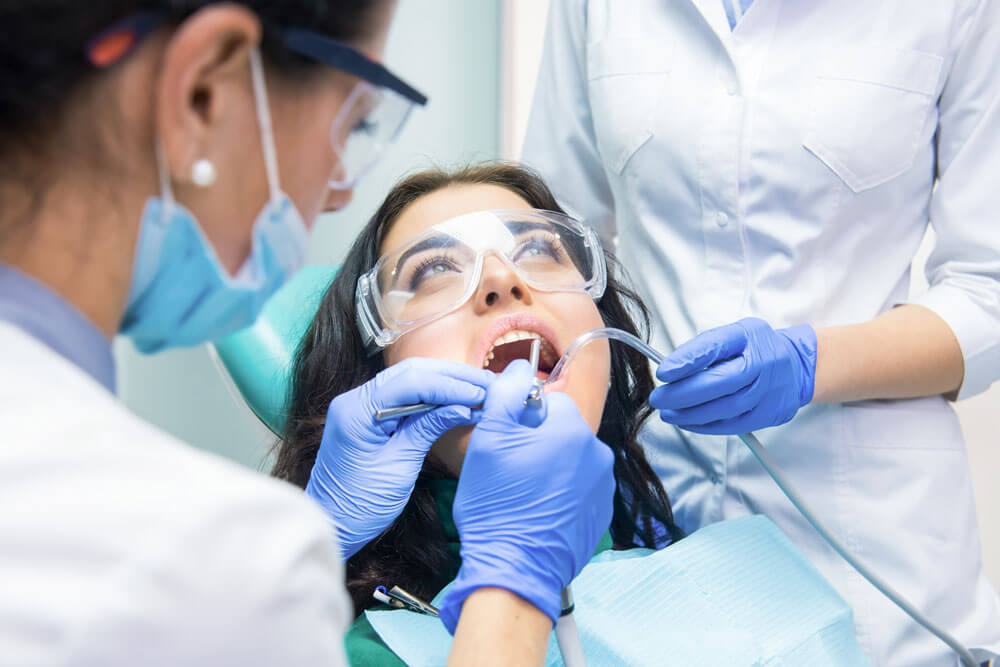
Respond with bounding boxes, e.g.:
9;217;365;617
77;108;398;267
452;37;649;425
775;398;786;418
191;159;217;188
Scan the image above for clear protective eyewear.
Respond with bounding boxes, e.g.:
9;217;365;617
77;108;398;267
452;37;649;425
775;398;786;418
280;29;428;191
356;209;608;351
327;81;416;190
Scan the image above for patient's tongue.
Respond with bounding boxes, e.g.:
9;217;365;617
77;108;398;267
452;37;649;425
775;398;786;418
487;339;535;373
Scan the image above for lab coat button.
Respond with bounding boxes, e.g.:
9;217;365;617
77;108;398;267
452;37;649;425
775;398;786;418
716;212;730;228
726;83;738;96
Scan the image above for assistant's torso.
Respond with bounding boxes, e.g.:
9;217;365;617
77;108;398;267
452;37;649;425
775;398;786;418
522;1;1000;663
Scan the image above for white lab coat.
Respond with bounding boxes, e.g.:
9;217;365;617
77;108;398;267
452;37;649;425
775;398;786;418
0;323;352;666
523;1;1000;665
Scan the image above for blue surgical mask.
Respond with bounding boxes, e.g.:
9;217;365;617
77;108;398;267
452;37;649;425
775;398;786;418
120;49;309;353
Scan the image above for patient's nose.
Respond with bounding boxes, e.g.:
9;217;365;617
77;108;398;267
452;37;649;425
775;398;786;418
472;254;533;314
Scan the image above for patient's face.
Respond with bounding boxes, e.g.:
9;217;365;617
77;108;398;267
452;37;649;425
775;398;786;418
379;184;610;476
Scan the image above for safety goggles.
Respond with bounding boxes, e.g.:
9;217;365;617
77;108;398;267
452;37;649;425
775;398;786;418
280;29;426;190
87;15;427;191
356;209;607;351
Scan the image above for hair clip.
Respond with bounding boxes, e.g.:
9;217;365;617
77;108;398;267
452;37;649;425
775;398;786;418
86;12;163;68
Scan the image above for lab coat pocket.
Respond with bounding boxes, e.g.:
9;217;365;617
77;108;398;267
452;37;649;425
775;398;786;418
586;39;670;175
803;46;942;193
841;395;962;450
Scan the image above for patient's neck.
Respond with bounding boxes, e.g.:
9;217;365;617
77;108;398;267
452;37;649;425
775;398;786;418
428;425;473;477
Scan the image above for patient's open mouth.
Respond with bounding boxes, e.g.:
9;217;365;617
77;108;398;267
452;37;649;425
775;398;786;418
483;330;558;378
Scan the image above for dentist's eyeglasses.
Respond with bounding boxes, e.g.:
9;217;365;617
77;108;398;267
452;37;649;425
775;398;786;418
280;29;426;190
87;15;428;192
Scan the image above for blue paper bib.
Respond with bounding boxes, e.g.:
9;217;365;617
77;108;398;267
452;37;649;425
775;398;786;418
366;515;870;666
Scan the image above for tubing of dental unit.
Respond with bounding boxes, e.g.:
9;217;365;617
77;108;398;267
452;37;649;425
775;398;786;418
546;327;983;667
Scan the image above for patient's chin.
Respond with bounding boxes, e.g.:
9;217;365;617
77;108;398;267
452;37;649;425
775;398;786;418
427;375;608;479
428;425;473;478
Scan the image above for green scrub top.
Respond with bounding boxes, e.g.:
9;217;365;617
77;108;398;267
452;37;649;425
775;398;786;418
343;479;615;666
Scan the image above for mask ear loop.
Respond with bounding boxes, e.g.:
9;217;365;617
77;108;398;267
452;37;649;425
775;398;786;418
248;48;282;204
153;140;176;217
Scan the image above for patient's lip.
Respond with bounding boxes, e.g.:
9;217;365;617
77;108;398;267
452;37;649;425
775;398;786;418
476;312;562;371
543;373;569;395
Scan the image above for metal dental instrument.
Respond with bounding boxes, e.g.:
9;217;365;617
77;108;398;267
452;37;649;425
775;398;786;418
519;339;547;427
372;585;439;616
374;339;546;423
527;337;543;405
374;402;443;421
545;326;986;667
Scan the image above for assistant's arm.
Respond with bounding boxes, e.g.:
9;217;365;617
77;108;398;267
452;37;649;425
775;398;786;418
812;305;964;403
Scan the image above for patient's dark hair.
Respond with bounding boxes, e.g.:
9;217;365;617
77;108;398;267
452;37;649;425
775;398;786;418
273;163;684;614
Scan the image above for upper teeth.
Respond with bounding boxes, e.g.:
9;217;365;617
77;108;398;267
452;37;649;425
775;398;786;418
483;330;557;368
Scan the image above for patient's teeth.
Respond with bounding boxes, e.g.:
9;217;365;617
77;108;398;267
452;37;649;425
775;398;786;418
484;330;557;368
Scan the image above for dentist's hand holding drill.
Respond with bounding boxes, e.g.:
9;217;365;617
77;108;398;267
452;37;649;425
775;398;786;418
306;357;614;628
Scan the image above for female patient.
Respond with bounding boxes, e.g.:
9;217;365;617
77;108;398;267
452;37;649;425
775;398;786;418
273;164;867;665
274;163;683;661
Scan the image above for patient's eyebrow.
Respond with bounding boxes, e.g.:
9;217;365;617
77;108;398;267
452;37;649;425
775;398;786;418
506;220;552;236
391;235;460;285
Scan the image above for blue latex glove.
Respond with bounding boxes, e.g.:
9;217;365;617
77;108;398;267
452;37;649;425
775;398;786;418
438;360;615;633
306;358;495;559
650;318;817;435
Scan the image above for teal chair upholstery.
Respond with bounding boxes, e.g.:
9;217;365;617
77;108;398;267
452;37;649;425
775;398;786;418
213;265;340;435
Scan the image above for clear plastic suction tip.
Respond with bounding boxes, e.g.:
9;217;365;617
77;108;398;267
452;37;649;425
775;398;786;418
545;327;665;386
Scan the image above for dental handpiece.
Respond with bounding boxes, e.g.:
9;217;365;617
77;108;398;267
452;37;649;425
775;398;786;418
519;339;547;427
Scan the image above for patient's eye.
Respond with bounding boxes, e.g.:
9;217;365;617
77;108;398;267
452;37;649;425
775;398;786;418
352;117;376;136
407;255;462;291
513;235;566;265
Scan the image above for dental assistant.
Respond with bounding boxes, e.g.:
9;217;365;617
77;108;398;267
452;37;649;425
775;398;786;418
0;2;612;665
523;1;1000;664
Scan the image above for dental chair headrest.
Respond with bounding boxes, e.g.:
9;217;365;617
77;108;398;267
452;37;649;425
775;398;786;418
212;264;339;435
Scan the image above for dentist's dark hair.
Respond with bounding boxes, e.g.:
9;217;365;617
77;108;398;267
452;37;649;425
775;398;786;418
274;163;685;615
0;0;386;241
0;1;381;149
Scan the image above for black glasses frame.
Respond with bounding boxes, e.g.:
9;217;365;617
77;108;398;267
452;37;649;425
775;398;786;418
86;12;428;108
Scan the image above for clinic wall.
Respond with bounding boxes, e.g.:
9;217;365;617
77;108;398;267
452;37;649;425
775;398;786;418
115;0;502;471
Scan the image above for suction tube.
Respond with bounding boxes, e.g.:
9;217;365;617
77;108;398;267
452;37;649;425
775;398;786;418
546;327;981;667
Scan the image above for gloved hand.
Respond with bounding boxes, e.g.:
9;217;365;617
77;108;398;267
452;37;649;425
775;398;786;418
306;358;495;559
438;359;615;633
650;318;817;435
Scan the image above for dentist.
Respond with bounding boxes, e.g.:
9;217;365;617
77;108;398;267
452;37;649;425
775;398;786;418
0;2;612;665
